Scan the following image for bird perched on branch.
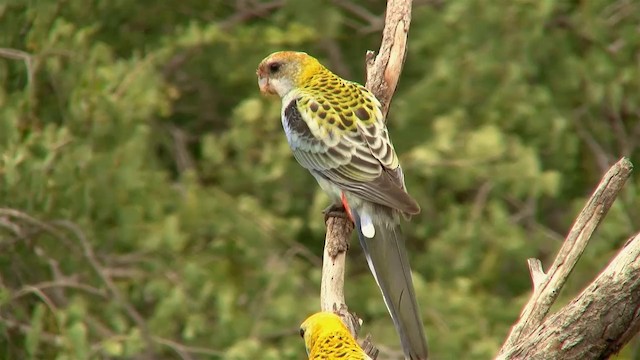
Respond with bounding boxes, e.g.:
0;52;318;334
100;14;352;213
257;51;428;360
300;312;370;360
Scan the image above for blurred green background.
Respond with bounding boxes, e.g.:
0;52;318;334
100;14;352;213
1;0;639;359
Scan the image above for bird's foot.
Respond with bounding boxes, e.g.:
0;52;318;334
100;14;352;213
323;204;349;224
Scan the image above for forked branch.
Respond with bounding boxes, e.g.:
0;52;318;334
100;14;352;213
498;157;638;359
499;231;640;359
500;157;634;352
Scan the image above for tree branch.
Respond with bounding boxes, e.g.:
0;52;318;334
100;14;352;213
498;231;640;359
320;216;353;312
365;0;412;118
497;157;639;359
500;157;634;352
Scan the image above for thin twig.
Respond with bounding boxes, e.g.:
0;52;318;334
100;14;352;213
53;220;157;354
332;0;384;34
0;48;35;87
0;316;63;346
0;208;78;250
152;336;225;358
218;0;285;30
12;279;107;300
572;108;613;173
8;285;64;335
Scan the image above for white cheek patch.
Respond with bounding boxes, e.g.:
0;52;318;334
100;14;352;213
360;215;376;238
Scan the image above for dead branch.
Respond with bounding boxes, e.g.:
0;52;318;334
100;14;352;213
0;48;35;87
53;220;155;353
498;157;639;359
320;216;353;313
498;231;640;360
365;0;412;118
0;209;225;359
500;157;634;351
218;0;285;31
0;316;63;346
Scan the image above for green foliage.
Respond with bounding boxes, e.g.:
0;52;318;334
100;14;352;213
1;0;639;359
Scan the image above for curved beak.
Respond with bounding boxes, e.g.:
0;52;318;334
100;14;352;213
258;76;271;94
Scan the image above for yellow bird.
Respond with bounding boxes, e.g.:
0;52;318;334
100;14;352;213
300;312;371;360
258;51;428;360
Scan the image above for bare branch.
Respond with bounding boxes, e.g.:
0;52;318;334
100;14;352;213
152;336;225;359
500;157;634;353
0;48;35;87
365;0;412;117
499;231;640;359
332;0;384;34
320;216;353;313
12;279;107;300
218;0;285;30
0;316;63;346
53;220;156;354
572;107;613;173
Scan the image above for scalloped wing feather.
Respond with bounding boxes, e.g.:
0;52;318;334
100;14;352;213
282;94;419;215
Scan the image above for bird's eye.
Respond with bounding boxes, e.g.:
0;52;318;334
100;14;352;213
269;62;281;73
299;328;305;338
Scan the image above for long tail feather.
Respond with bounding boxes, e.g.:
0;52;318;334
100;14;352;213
354;212;428;360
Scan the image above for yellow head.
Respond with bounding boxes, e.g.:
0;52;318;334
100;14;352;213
300;311;365;359
256;51;324;97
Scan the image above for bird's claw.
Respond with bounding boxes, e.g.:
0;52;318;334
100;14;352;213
323;204;350;224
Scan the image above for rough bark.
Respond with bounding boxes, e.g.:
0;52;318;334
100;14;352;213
498;231;640;360
365;0;412;118
500;157;635;351
496;157;639;359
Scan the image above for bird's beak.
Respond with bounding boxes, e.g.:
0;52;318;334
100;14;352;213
256;66;277;96
258;76;272;95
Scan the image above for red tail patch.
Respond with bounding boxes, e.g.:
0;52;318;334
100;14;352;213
340;192;354;222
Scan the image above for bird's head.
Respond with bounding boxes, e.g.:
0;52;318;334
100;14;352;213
256;51;323;97
299;312;349;355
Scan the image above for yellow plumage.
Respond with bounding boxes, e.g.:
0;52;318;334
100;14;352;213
300;312;370;360
258;51;428;359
